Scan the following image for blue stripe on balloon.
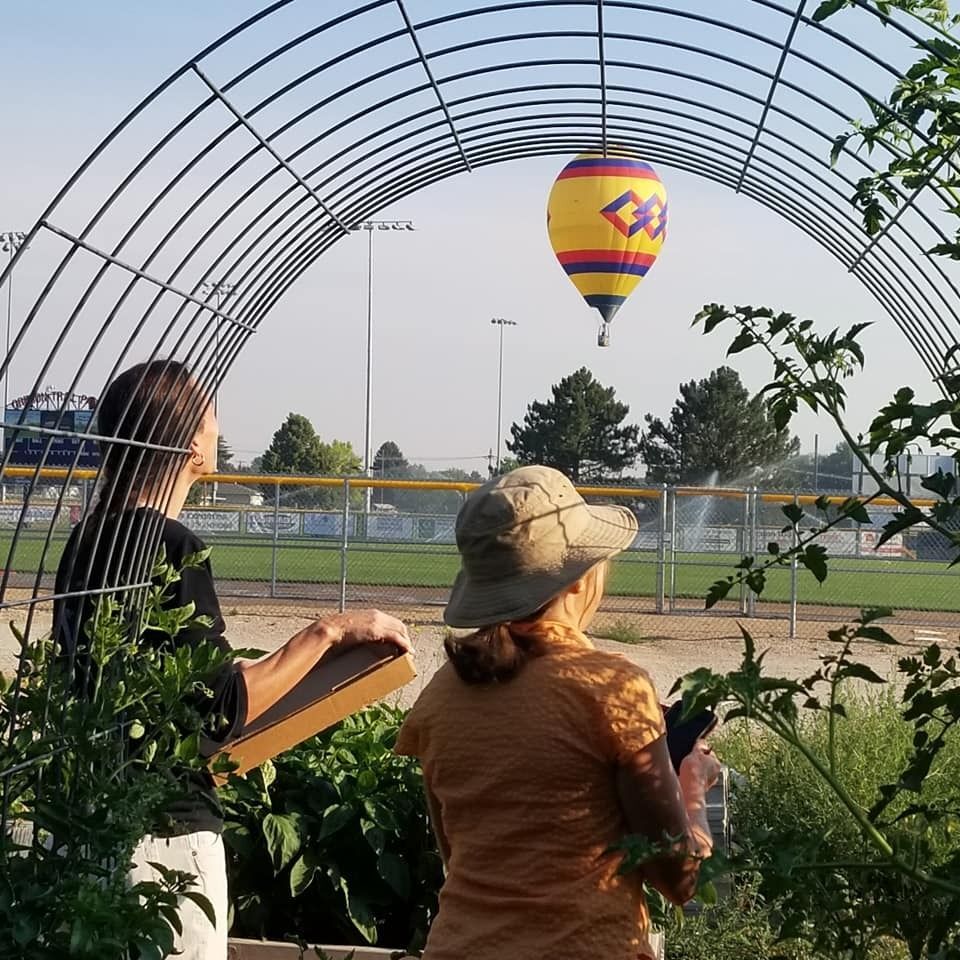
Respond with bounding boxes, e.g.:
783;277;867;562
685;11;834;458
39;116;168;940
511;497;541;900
562;261;651;276
565;157;655;172
585;294;627;309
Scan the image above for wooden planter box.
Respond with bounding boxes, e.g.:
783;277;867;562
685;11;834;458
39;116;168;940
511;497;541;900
228;934;665;959
228;941;400;959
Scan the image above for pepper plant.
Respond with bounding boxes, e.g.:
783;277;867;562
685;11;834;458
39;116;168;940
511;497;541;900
221;703;442;953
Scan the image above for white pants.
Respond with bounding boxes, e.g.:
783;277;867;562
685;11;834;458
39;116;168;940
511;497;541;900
129;831;228;960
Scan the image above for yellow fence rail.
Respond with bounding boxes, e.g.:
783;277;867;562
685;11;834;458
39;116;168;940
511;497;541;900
0;465;939;510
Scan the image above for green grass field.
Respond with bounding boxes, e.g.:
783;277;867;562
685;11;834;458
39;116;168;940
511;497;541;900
4;530;960;613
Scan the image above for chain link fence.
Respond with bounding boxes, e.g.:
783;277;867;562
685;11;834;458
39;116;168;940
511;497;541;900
2;469;959;636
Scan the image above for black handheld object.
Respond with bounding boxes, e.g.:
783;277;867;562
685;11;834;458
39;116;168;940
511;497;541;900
663;701;718;773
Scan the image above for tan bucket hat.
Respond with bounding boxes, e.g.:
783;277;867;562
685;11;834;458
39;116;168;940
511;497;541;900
444;465;638;628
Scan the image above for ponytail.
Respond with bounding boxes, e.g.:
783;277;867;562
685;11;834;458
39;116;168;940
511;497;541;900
444;623;545;685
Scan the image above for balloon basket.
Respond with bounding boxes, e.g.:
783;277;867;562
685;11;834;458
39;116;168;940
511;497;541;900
597;321;611;348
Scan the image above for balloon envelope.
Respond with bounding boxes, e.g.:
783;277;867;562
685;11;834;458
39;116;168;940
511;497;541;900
547;153;668;326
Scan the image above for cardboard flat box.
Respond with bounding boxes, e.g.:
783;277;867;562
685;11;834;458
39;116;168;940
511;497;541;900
214;644;416;779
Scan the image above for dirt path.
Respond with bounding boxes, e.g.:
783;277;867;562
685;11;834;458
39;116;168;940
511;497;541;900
1;598;939;709
221;609;937;708
0;593;944;703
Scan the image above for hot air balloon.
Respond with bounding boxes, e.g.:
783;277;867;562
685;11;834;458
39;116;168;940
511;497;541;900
547;153;668;346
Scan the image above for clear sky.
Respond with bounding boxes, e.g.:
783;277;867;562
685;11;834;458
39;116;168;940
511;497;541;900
0;1;936;473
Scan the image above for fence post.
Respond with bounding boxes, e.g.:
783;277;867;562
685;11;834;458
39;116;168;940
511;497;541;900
655;483;667;614
269;480;280;598
789;492;799;639
339;478;350;613
668;486;678;613
747;487;758;618
739;489;750;615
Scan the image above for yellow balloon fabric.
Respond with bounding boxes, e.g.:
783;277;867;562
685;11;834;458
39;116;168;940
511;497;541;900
547;154;668;324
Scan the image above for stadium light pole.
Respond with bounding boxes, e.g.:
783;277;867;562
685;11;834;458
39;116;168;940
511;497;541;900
490;318;517;472
0;231;28;420
349;219;415;516
199;280;236;507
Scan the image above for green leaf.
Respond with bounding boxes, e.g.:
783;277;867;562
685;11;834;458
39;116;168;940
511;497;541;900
801;544;829;584
160;903;185;937
333;872;378;944
738;622;756;665
128;719;146;740
318;803;354;841
705;578;733;610
767;312;793;337
181;547;212;569
362;819;387;855
12;913;38;946
174;732;200;762
856;625;899;645
920;470;956;499
781;502;803;525
289;853;318;897
378;851;411;898
181;890;217;928
697;880;719;906
830;131;851;166
262;812;302;872
860;606;893;624
259;758;277;792
812;0;848;22
727;329;757;355
840;497;871;524
877;509;924;547
836;662;887;684
696;304;728;334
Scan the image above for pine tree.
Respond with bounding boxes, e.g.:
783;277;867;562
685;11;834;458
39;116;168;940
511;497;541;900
507;368;640;483
640;366;799;485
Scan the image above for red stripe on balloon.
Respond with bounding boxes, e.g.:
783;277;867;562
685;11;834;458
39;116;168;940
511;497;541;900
557;165;662;180
556;250;658;266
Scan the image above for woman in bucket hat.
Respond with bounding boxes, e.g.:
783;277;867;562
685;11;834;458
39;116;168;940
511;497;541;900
396;465;720;960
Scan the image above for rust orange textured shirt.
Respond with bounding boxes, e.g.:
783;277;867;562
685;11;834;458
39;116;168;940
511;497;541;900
395;621;666;960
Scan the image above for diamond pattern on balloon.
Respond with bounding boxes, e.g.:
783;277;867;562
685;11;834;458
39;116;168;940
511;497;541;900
600;191;668;240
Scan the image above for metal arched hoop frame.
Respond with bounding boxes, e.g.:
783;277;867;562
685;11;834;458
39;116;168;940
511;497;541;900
1;0;959;758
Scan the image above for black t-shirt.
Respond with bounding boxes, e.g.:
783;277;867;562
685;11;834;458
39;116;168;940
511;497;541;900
53;507;248;834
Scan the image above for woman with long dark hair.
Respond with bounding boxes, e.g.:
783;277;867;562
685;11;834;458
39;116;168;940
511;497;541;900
54;359;410;959
396;465;719;960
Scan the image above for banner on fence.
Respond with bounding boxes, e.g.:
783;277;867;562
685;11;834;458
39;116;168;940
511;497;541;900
180;509;241;534
414;516;456;543
303;512;356;538
245;512;302;536
367;514;415;540
678;526;740;553
0;504;57;527
759;528;860;556
860;530;907;558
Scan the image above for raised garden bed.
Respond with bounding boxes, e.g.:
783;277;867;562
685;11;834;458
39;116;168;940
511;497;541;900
228;941;398;959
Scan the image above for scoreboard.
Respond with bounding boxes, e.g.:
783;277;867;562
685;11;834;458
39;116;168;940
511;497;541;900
3;407;100;468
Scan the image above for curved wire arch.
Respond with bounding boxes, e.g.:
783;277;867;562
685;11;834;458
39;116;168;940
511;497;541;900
1;0;959;773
